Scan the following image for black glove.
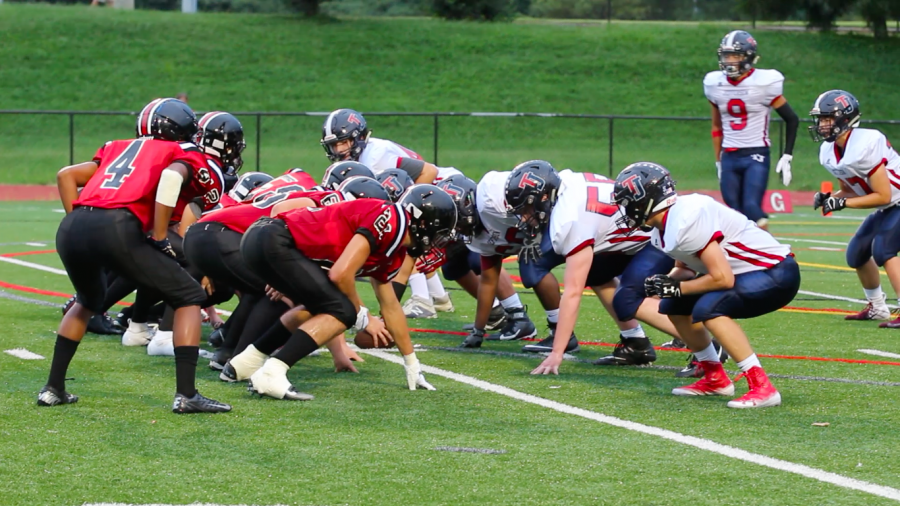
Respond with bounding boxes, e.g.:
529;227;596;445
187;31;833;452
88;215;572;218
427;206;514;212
813;191;830;211
148;236;177;259
459;328;485;348
517;238;543;264
822;195;847;214
645;274;682;298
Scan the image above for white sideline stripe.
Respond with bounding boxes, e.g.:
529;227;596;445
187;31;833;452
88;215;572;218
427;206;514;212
52;209;66;213
25;242;47;247
4;348;45;360
0;256;67;275
798;289;898;309
777;237;848;246
794;213;865;221
809;247;844;252
0;253;233;316
362;349;900;503
858;349;900;360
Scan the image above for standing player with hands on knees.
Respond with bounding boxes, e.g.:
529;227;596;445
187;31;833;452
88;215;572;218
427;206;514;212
43;98;231;414
809;90;900;327
613;162;800;408
705;30;799;230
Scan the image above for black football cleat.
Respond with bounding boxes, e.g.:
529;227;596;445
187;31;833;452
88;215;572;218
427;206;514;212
219;362;238;383
462;305;508;332
660;338;686;349
37;385;78;407
487;306;537;341
61;296;76;316
522;320;580;353
207;327;225;348
86;313;124;335
676;340;729;378
208;348;233;371
592;336;656;366
172;392;231;414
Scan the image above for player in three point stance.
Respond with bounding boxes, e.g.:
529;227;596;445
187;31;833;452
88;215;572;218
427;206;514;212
614;162;799;408
41;98;231;414
504;162;684;374
320;108;458;318
224;185;457;400
705;30;799;230
809;90;900;327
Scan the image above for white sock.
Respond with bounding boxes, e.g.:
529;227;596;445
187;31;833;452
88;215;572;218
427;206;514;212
693;342;721;363
409;273;429;301
546;308;559;323
736;353;761;372
128;320;148;332
427;275;447;298
500;294;522;310
620;325;646;339
492;298;500;308
864;286;885;303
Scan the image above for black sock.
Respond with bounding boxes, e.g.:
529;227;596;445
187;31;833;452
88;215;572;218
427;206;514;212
392;281;407;301
174;346;199;397
253;321;293;356
272;329;319;368
47;335;80;391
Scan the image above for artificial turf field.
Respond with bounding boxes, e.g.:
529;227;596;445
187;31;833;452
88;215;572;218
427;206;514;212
0;201;899;505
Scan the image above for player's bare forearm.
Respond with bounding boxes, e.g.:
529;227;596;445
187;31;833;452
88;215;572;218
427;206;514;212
681;243;734;295
329;234;371;313
551;247;592;357
668;266;697;282
152;203;175;241
57;161;98;213
177;202;201;237
270;197;316;217
153;163;189;240
474;257;501;329
846;165;891;209
373;279;414;355
710;104;723;161
416;163;439;184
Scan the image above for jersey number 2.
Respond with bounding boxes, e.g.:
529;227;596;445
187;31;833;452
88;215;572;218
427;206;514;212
100;140;144;189
726;99;748;131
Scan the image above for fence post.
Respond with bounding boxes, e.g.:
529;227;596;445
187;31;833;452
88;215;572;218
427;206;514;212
608;117;614;176
433;114;439;166
69;113;75;165
256;114;261;171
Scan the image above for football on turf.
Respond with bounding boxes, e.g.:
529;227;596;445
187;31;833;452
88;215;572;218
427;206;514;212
354;329;395;349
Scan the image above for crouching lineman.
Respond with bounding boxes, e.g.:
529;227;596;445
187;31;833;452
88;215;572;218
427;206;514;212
613;162;799;408
808;90;900;328
42;98;231;413
223;185;457;400
503;161;683;374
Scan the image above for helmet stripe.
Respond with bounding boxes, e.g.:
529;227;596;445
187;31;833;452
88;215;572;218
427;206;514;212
199;111;225;131
386;203;407;257
725;31;737;48
324;110;340;137
137;98;163;137
141;98;166;138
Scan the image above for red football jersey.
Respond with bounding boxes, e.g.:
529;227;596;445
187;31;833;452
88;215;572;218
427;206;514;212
171;154;226;223
246;170;317;202
201;189;345;234
76;139;208;232
277;199;409;282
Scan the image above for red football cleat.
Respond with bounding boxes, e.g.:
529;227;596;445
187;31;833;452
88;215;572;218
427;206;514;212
878;311;900;328
845;296;891;321
672;361;735;396
727;366;781;409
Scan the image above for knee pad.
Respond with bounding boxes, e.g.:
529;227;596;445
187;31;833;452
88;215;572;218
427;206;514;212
612;286;643;322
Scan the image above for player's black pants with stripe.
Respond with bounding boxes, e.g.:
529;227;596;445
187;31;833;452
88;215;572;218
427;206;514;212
57;207;207;313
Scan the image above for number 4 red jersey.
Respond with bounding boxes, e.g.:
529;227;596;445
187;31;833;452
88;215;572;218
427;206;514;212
200;189;345;234
277;199;409;283
76;138;208;232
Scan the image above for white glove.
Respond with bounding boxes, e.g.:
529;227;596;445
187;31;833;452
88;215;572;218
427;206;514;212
403;352;436;391
776;154;793;186
716;161;722;182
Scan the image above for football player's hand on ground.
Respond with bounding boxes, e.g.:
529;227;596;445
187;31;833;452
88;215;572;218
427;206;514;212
531;353;563;375
364;316;393;348
403;353;436;391
333;355;359;373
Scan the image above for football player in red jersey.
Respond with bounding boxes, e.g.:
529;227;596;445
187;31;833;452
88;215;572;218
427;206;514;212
224;185;457;400
41;98;231;414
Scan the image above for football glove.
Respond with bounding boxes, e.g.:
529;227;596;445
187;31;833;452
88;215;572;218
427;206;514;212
148;236;177;259
414;248;447;275
459;328;485;348
645;274;682;298
775;154;793;186
403;353;436;391
813;191;830;211
823;195;847;214
518;237;543;264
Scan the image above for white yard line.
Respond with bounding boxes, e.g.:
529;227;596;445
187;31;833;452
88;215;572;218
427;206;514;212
362;349;900;503
797;290;898;309
0;256;67;275
857;349;900;360
4;348;45;360
793;213;865;221
776;237;848;246
808;247;844;252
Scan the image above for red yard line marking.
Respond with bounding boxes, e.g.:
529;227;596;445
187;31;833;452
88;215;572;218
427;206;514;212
409;327;900;367
1;249;58;258
0;279;132;307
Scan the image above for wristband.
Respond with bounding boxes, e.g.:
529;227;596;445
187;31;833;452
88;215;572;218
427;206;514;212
354;306;369;332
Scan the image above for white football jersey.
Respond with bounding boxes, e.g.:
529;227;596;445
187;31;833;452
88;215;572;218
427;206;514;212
703;68;784;149
435;165;463;181
818;128;900;208
468;171;527;257
651;194;792;275
358;137;423;175
549;170;650;257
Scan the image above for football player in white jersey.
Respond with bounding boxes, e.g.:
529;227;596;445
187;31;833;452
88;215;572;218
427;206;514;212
809;90;900;327
320;108;456;318
507;165;687;375
613;162;800;408
705;30;799;230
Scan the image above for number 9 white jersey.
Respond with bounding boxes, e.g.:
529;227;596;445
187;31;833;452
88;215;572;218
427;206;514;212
703;68;784;149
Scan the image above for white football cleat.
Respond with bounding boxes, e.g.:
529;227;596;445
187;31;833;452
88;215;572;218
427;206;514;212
222;345;268;382
248;359;314;401
122;320;155;347
432;293;454;313
147;330;174;356
403;295;437;319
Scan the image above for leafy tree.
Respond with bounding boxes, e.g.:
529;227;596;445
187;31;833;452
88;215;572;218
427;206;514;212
433;0;516;20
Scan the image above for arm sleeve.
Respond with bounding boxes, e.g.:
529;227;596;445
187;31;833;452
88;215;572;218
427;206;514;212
774;102;799;155
397;157;426;181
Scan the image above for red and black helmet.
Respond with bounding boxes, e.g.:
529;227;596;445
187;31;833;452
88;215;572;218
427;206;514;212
135;98;198;142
